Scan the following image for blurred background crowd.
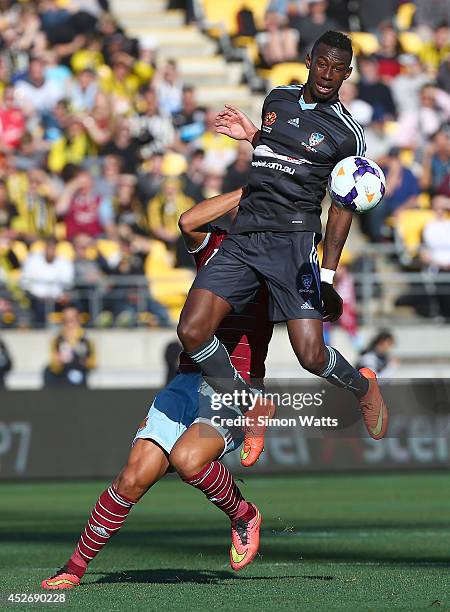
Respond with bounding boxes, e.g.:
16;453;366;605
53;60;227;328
0;0;450;386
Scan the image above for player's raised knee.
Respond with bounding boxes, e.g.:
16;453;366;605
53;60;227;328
170;445;205;479
113;468;146;501
177;319;206;352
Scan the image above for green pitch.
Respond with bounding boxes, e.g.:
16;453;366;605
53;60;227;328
1;473;449;611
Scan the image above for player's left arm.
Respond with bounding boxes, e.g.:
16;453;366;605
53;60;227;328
178;188;243;251
321;201;353;322
321;128;366;322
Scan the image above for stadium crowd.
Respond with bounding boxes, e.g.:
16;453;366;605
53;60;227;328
0;0;450;333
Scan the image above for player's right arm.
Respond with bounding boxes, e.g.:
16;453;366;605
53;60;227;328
215;105;260;147
178;188;243;251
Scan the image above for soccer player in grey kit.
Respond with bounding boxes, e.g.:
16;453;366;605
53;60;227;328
177;31;389;466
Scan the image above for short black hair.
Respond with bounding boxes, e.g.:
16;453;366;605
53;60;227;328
311;30;353;63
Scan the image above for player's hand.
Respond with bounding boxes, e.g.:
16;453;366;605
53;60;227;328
215;104;258;142
321;282;343;323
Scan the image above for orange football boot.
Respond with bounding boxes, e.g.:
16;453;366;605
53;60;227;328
41;566;80;590
241;396;276;467
358;368;389;440
230;504;261;571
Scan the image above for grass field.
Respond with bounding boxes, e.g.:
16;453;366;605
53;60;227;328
1;473;449;611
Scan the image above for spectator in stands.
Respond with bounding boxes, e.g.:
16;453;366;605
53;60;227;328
94;154;121;200
15;57;63;117
395;84;450;150
358;56;397;120
67;66;99;112
357;330;397;378
21;237;74;325
48;115;95;174
196;108;238;174
375;22;403;83
113;175;148;237
147;177;194;253
223;142;252;193
172;85;206;147
155;59;183;116
0;181;18;236
0;337;12;389
72;232;109;320
420;23;450;73
137;150;165;203
181;148;206;203
0;85;26;152
256;11;299;67
421;126;450;195
390;55;429;116
365;113;396;162
291;0;339;59
12;169;58;242
43;304;96;387
100;52;145;115
339;81;373;127
420;195;450;318
101;119;140;174
102;234;172;327
56;169;114;241
361;148;421;242
131;86;175;159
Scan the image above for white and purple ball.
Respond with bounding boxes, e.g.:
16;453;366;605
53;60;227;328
328;156;386;213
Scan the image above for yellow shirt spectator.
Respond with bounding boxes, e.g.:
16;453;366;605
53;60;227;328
148;179;194;246
48;121;96;174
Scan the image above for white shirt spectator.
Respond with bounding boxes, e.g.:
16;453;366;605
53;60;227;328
422;218;450;268
21;252;74;300
15;78;63;115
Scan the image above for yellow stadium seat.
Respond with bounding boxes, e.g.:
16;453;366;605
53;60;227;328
56;241;74;260
395;209;435;256
97;239;120;261
11;240;28;263
268;63;308;88
397;2;416;31
350;32;380;56
399;31;424;55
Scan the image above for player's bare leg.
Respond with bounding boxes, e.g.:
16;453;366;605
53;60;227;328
178;289;276;466
170;423;261;571
287;319;388;438
42;440;169;589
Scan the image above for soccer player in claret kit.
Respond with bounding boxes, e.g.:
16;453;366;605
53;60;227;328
177;31;389;468
41;189;274;589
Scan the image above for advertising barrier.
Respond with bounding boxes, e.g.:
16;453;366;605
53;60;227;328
0;380;449;479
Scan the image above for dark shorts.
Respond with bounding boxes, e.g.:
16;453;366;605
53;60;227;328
192;231;322;322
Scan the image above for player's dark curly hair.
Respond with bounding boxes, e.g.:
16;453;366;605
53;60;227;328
311;30;353;63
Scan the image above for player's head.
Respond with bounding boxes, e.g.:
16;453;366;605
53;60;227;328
305;31;353;102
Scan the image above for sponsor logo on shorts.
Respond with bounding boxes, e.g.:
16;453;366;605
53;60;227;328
302;274;313;290
301;301;314;310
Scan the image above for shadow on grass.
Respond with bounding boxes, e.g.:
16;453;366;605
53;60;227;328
92;569;335;585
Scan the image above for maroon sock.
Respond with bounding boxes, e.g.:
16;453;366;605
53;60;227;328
66;485;136;578
184;461;256;522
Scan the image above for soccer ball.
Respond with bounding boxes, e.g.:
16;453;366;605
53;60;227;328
328;156;386;213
